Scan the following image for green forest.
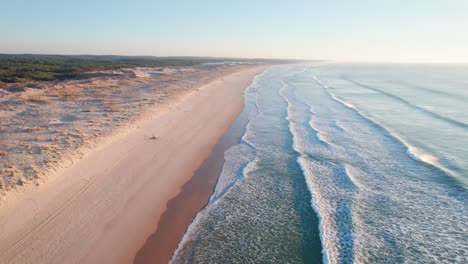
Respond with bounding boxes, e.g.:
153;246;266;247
0;54;276;86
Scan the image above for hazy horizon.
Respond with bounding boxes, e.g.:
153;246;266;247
1;0;467;63
3;53;468;65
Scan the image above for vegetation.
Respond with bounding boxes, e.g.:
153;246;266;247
0;54;205;84
0;54;294;86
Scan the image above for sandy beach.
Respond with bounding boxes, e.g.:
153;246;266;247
0;63;258;192
134;85;252;263
0;65;270;264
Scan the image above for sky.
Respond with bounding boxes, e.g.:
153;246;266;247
1;0;467;63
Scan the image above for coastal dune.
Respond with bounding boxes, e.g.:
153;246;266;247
0;66;269;264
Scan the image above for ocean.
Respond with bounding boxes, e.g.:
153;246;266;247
171;63;468;263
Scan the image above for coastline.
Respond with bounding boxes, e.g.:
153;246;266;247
0;65;270;264
133;83;252;263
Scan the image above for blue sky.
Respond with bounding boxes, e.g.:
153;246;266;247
1;0;467;62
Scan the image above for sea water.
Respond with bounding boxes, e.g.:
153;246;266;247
171;63;468;263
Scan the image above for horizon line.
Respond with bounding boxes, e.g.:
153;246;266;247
1;52;467;64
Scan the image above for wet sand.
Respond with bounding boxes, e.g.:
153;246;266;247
134;93;250;263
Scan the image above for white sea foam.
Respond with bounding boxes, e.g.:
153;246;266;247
313;75;325;86
316;132;332;146
406;145;440;167
309;119;334;146
297;157;330;264
207;144;256;205
313;75;356;110
402;140;463;185
330;94;357;110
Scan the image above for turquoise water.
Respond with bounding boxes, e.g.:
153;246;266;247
172;64;468;263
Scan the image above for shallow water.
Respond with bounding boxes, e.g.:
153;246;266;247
172;63;468;263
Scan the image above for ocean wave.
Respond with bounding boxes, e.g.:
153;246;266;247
296;156;359;264
332;92;462;184
406;145;440;166
286;80;337;147
312;75;329;89
297;157;330;264
280;79;330;263
284;81;345;147
316;131;333;146
329;93;357;110
171;139;258;262
207;143;256;206
307;118;334;147
333;164;358;192
390;80;468;102
207;69;271;205
342;76;468;129
312;76;466;189
281;77;362;263
279;81;331;149
332;120;345;132
241;75;265;150
279;80;288;97
244;72;263;118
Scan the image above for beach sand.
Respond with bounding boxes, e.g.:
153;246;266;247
0;64;253;192
134;87;251;263
0;66;270;264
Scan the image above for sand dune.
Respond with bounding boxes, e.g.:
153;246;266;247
0;66;269;264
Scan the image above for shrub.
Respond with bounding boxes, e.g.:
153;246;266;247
27;96;50;104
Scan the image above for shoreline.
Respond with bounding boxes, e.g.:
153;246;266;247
0;65;270;264
133;83;252;263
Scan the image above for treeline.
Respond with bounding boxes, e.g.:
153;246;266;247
0;54;292;86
